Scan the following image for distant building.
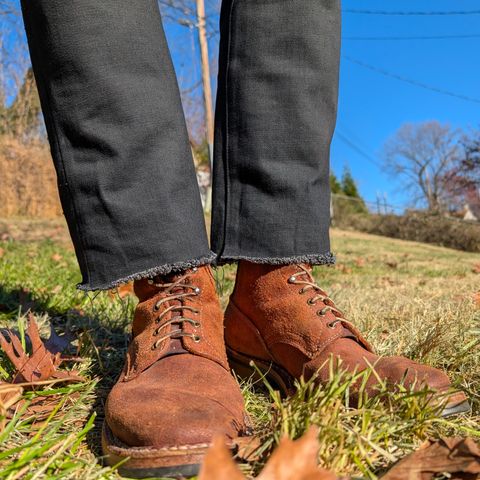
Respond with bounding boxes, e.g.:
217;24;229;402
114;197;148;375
463;203;480;222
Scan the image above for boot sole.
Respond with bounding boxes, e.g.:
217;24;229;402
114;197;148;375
227;347;471;418
102;422;210;479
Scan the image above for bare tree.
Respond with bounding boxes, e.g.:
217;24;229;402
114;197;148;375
0;0;38;140
442;130;480;213
382;121;461;212
158;0;219;149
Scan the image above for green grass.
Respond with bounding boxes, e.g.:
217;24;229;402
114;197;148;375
0;227;479;479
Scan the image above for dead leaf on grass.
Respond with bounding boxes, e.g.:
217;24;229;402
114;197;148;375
0;379;83;433
108;282;134;299
51;253;63;262
335;264;352;274
0;383;23;429
382;437;480;480
0;314;82;383
474;292;480;309
354;257;366;268
199;428;338;480
199;436;245;480
472;264;480;274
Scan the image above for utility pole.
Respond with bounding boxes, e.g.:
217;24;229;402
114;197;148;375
196;0;214;168
195;0;214;212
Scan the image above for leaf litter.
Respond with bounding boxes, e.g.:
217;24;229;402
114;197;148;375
0;314;84;431
200;428;480;479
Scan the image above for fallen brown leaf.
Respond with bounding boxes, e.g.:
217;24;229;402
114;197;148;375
472;264;480;274
0;314;82;383
198;437;245;480
335;264;352;274
0;379;83;433
258;428;337;480
234;435;262;462
382;437;480;480
354;257;366;267
474;292;480;309
0;383;23;430
108;282;135;299
199;428;338;480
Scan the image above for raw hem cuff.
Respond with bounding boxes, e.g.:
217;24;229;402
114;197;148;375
76;252;217;291
217;252;336;266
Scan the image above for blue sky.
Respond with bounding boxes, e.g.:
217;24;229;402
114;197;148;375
164;1;480;210
333;0;480;209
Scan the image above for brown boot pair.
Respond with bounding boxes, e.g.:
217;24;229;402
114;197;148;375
102;262;469;478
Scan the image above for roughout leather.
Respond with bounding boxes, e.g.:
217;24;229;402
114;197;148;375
226;261;468;404
104;265;246;469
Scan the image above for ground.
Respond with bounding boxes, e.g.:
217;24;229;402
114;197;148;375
0;222;479;479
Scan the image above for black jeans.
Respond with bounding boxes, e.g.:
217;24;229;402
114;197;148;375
20;0;340;291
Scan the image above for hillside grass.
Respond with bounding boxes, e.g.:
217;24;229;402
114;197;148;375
0;226;479;479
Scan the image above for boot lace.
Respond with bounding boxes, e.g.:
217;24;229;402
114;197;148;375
148;267;202;350
287;265;355;330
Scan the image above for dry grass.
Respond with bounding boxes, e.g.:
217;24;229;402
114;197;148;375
0;225;478;479
0;136;61;218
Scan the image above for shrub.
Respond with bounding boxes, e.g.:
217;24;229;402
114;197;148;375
0;136;61;217
334;211;480;253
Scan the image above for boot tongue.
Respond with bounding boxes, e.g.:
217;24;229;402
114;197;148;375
160;273;190;357
135;273;192;356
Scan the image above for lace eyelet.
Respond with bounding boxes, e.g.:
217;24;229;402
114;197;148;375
194;287;201;295
151;344;157;350
288;275;297;284
307;298;316;306
193;335;201;343
153;303;160;311
327;321;337;329
192;267;198;273
299;288;306;295
147;279;154;285
193;321;201;328
317;309;326;316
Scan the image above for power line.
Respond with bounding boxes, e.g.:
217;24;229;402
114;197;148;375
343;34;480;41
343;9;480;16
335;131;383;168
343;55;480;105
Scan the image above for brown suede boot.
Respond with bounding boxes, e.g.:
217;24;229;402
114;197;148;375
225;262;469;417
102;265;248;479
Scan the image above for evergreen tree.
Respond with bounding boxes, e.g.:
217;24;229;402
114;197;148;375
334;166;368;214
341;167;362;198
329;172;342;194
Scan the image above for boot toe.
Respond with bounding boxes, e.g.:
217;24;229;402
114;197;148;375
377;356;452;391
105;355;246;448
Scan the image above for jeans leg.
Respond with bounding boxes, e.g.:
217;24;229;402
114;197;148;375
212;0;340;265
20;0;214;290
